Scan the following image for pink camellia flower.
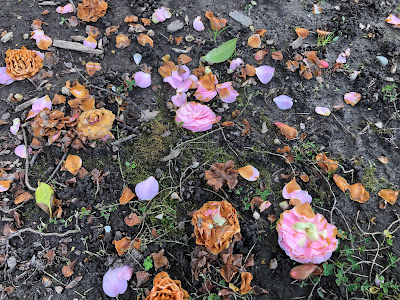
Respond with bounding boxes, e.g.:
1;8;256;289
229;58;243;71
10;118;20;135
282;178;312;206
277;203;338;264
15;145;32;159
134;71;151;88
171;92;187;107
216;82;239;103
344;92;361;106
194;73;218;102
164;65;197;93
31;30;52;50
175;102;219;132
102;265;133;297
135;176;159;200
255;65;275;84
56;3;74;14
0;67;14;85
83;36;97;49
26;95;52;120
193;16;205;31
386;14;400;27
151;7;172;24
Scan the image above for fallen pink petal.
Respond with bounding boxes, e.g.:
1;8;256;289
164;66;196;93
344;92;361;106
336;48;350;64
10;118;20;135
134;71;151;88
83;36;97;49
171;92;187;107
315;106;331;116
0;67;14;85
151;7;171;24
229;58;243;71
386;14;400;27
56;3;74;14
260;201;272;212
216;82;239;103
273;95;293;110
255;65;275;84
15;145;32;159
238;165;260;181
27;95;52;120
135;176;159;200
193;16;205;31
102;265;133;297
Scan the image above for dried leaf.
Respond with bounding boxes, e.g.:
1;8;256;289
274;122;298;140
43;249;55;266
113;237;131;256
271;50;283;61
205;161;238;191
135;271;151;287
239;272;253;295
62;259;77;278
333;174;349;192
295;27;309;39
124;212;141;226
178;54;192;65
378;189;399;205
65;276;82;289
64;155;82;175
119;186;136;204
151;249;169;271
220;263;238;282
348;183;370;203
14;191;32;204
137;33;153;47
139;109;160;122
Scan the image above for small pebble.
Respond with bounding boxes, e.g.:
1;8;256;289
1;32;13;43
104;225;111;233
300;123;305;130
376;56;388;67
55;286;63;294
269;258;278;270
273;138;281;145
253;211;260;220
23;33;29;40
190;161;200;168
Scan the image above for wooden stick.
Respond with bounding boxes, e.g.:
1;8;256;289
53;40;103;55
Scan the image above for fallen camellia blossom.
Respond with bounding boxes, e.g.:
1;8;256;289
282;178;312;206
26;95;52;119
205;11;227;31
378;189;399;205
76;108;115;141
120;186;136;204
385;14;400;28
64;155;82;175
229;58;243;71
83;36;97;49
315;106;331;116
151;7;171;24
193;16;205;31
216;82;239;103
238;165;259;181
135;71;151;88
194;72;218;102
171;92;187;107
205;161;238;191
15;145;32;159
255;65;275;84
135;176;159;200
277;203;338;264
31;109;72;144
102;266;133;297
145;272;189;300
31;30;52;50
175;102;219;132
239;272;253;295
247;34;261;48
192;201;240;254
77;0;108;22
274;122;298;140
1;47;43;84
164;65;197;93
290;264;322;281
85;62;101;76
56;3;74;14
273;95;293;110
10;118;20;135
315;153;338;173
344;92;361;106
116;33;131;49
348;183;370;203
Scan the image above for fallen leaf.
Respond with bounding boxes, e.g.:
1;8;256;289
62;259;77;278
315;153;338;173
52;94;66;104
295;27;309;39
333;174;349;192
220;263;238;282
274;122;298;139
205;161;238;191
14;191;33;204
65;276;82;289
151;249;169;271
348;183;370;203
377;156;388;164
43;249;55;266
137;33;153;47
135;271;151;287
139;109;160;122
378;189;399;205
271;50;283;61
119;186;136;204
113;237;131;256
124;213;141;226
178;54;192;65
239;272;253;295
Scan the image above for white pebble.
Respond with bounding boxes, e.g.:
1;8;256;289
253;211;260;220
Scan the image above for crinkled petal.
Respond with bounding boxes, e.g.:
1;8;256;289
83;37;97;49
103;266;132;297
56;3;74;14
151;7;171;23
193;16;205;31
229;58;243;71
255;65;275;84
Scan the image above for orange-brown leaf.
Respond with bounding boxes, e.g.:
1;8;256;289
124;212;141;226
14;192;32;205
295;27;309;39
333;174;349;192
119;186;136;204
271;50;283;61
274;122;298;140
348;183;370;203
239;272;253;295
137;33;153;47
62;259;77;278
378;189;399;205
113;237;131;256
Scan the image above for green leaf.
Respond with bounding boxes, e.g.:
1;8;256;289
202;38;237;64
143;256;153;271
35;182;55;217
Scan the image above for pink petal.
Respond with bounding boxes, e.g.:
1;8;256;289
260;201;271;212
103;266;132;297
386;14;400;26
344;92;361;106
151;7;171;23
0;67;14;85
83;37;97;49
35;51;45;60
171;92;187;107
255;65;275;84
27;95;52;120
31;30;44;40
115;265;133;281
134;71;151;88
56;3;74;14
291;190;312;204
273;95;293;110
216;82;239;103
229;58;243;71
318;60;329;68
15;145;32;159
193;16;205;31
315;106;331;116
10;118;20;135
135;176;159;200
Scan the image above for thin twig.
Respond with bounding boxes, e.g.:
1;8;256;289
110;134;137;146
22;128;36;192
7;228;79;240
47;152;67;183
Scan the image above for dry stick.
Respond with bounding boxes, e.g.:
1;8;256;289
7;227;79;240
22;128;37;192
111;134;137;146
53;40;103;55
46;152;67;183
117;121;139;133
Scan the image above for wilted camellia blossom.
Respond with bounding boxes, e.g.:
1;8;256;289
76;108;115;141
151;7;171;24
102;265;133;297
145;272;189;300
175;102;219;132
134;71;151;88
77;0;108;22
194;72;218;102
193;16;205;31
164;65;197;93
135;176;159;200
277;203;338;264
216;82;239;103
26;95;52;120
255;65;275;84
192;201;240;254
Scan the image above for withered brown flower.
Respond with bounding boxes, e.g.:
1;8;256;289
31;108;70;144
205;161;238;191
76;108;115;141
192;201;240;255
145;272;189;300
77;0;108;22
5;47;43;80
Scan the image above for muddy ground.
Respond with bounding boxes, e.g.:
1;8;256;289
0;0;400;299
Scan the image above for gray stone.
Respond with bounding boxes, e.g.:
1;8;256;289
7;256;17;269
229;11;253;27
167;20;184;33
